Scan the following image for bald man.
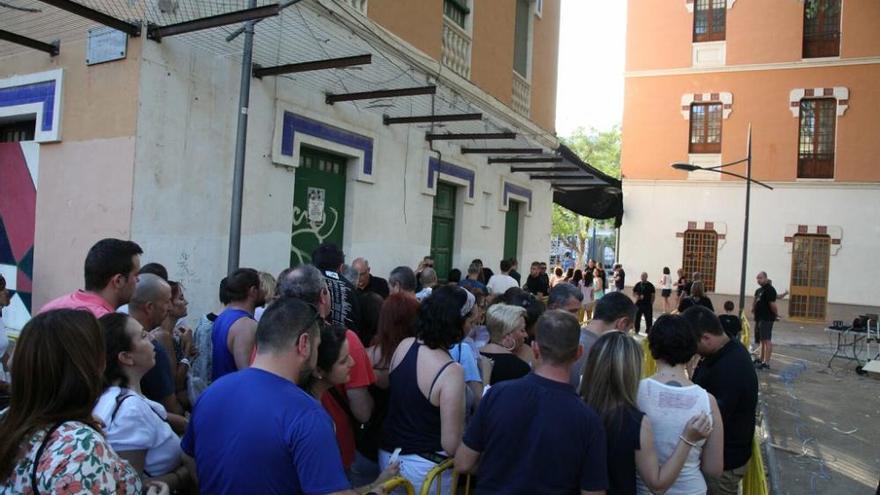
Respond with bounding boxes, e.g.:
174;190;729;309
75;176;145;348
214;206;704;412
351;257;389;299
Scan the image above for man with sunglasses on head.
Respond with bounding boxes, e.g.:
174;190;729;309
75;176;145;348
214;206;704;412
278;265;377;486
184;297;389;494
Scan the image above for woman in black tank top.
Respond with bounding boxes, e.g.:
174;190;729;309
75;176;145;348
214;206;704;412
380;286;471;491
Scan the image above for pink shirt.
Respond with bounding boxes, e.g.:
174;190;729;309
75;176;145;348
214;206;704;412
40;290;116;318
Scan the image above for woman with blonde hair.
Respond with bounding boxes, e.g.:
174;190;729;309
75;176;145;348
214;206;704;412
254;271;277;322
479;304;530;385
581;331;713;495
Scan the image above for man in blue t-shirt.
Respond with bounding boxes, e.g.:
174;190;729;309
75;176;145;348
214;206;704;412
183;297;368;495
455;310;608;495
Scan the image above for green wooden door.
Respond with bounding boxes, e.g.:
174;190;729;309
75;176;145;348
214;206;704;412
291;148;347;267
431;183;457;282
503;201;520;261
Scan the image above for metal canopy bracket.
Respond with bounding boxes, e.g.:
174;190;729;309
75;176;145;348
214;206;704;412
383;113;482;125
148;4;280;41
461;147;543;154
425;132;516;141
253;54;372;78
0;30;59;56
37;0;140;36
488;157;563;164
530;174;595;181
326;85;436;104
510;166;579;173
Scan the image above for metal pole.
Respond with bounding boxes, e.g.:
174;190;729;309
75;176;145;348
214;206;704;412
591;222;597;261
738;125;753;312
227;0;257;275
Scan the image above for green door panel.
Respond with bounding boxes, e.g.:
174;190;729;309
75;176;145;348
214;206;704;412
431;183;457;282
291;148;347;267
503;201;520;261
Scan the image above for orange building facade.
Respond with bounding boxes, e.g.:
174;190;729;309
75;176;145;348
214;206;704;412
366;0;560;132
620;0;880;315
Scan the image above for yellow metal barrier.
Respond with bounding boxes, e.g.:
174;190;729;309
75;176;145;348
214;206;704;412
743;435;769;495
418;458;473;495
740;310;752;348
640;337;656;378
382;476;415;495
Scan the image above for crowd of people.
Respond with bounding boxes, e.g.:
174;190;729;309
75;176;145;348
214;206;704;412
0;238;772;494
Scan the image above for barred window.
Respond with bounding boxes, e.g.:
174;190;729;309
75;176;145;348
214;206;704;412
689;103;723;154
803;0;841;58
693;0;726;42
797;98;836;179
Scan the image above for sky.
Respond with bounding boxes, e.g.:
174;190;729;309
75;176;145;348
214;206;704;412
554;0;627;138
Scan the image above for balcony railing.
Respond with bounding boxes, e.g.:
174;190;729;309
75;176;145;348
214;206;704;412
512;71;530;117
342;0;367;14
442;17;471;79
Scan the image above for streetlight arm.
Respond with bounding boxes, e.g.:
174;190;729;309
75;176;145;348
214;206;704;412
707;157;750;170
714;169;774;190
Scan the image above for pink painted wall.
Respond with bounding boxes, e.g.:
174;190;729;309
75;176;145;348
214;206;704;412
32;137;136;309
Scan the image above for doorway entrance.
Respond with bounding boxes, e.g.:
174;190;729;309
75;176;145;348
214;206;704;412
682;229;718;292
789;234;830;321
290;147;347;267
503;200;521;262
430;182;457;283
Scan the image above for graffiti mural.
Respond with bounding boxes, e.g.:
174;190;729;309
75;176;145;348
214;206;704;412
0;142;38;330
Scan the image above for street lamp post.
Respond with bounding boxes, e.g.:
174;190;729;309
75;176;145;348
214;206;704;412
671;125;773;313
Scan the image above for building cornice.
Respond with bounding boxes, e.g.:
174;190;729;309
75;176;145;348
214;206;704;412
625;56;880;79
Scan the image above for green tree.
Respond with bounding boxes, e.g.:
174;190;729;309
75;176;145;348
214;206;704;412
560;125;621;179
551;126;622;267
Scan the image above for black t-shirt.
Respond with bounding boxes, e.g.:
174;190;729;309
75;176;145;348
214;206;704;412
606;407;644;495
719;314;742;339
615;270;626;290
142;343;174;402
480;352;531;385
322;270;363;340
510;270;522;285
360;274;390;299
753;284;777;321
678;296;714;313
524;275;549;296
692;340;759;470
462;373;608;494
633;281;655;306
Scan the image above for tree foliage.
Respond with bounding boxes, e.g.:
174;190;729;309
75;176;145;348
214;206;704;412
560;125;622;179
551;126;622;267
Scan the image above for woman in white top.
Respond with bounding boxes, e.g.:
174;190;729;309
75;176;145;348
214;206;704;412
637;314;723;495
659;267;674;314
94;313;195;492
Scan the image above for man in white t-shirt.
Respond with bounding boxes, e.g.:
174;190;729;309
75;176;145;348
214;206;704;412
486;259;519;295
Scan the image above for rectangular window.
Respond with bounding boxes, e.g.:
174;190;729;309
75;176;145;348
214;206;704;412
693;0;726;42
0;118;36;142
803;0;841;58
689;103;723;154
443;0;469;29
513;0;531;77
798;98;836;178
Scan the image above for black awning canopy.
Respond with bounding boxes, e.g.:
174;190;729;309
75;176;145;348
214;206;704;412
551;144;623;226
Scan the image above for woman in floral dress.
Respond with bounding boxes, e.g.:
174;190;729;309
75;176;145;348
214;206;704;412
0;309;165;495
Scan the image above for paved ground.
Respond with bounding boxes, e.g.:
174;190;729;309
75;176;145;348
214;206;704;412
757;320;880;495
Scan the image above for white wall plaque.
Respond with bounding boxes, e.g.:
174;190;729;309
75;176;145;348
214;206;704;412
86;27;128;65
